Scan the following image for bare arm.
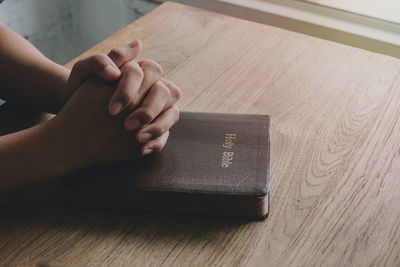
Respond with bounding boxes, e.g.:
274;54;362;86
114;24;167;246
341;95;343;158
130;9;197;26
0;120;69;195
0;20;70;113
0;21;181;196
0;52;181;196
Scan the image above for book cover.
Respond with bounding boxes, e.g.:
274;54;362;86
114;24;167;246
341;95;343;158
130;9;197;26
64;111;271;219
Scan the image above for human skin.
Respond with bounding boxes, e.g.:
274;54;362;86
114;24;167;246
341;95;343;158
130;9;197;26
0;20;70;113
0;20;179;124
0;21;181;195
0;75;179;195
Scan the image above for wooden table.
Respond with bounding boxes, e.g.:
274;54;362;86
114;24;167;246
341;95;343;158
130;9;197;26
2;2;400;266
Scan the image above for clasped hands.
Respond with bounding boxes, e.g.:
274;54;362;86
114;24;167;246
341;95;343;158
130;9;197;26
50;40;181;172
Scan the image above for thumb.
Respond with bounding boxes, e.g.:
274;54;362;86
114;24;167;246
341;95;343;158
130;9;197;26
107;40;142;68
67;54;120;94
66;40;142;99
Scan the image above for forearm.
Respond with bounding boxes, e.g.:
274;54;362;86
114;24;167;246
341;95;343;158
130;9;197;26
0;21;70;113
0;120;69;195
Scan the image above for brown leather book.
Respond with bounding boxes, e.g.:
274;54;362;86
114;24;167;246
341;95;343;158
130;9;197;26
64;111;271;219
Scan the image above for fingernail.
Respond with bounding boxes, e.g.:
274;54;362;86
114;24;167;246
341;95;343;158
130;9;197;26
143;148;153;155
130;40;141;48
110;102;123;115
125;118;141;130
140;132;152;143
105;65;120;76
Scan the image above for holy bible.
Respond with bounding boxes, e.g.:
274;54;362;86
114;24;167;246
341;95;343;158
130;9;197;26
63;111;271;219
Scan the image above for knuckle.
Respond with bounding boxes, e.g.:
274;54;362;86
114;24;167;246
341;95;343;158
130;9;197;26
140;108;156;124
131;98;142;108
147;141;163;153
154;62;163;76
155;82;171;97
152;126;165;137
93;54;109;68
172;105;180;115
172;106;180;122
116;89;132;103
162;79;182;101
122;62;144;78
108;48;125;62
140;59;163;76
170;86;182;101
153;142;164;152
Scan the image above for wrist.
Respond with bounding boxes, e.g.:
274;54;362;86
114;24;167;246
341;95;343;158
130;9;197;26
34;119;73;177
42;116;83;175
29;62;71;114
50;65;71;112
0;118;73;194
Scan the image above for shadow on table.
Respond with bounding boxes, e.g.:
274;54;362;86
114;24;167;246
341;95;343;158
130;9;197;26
0;181;254;245
0;103;256;247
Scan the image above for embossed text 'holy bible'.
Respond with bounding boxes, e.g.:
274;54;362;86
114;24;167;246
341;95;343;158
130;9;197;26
63;111;271;219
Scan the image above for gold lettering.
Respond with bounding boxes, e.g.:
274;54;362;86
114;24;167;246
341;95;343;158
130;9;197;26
222;133;236;149
221;151;234;168
221;133;236;168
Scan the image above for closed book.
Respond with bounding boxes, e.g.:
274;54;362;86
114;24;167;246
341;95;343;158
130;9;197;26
64;111;271;219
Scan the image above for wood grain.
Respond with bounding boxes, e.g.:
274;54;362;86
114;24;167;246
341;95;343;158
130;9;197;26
2;2;400;266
